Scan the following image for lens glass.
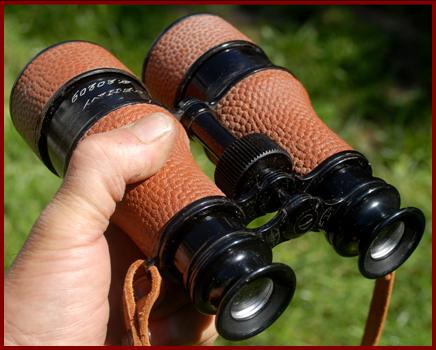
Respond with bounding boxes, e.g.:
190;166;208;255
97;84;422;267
369;221;405;260
230;278;274;320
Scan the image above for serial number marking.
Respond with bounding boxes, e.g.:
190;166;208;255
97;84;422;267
71;78;137;104
82;88;147;111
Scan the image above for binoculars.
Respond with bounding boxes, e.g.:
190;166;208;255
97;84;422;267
10;14;425;341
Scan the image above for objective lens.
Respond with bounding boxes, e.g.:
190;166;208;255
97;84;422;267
230;278;274;320
369;221;405;260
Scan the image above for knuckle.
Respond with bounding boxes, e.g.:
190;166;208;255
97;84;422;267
70;135;112;168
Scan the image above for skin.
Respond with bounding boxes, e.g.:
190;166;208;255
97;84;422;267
4;113;218;346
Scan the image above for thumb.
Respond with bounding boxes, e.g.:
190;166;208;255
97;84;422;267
33;112;177;249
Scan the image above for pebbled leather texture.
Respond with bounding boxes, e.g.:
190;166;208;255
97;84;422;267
215;69;352;175
10;41;131;158
86;103;223;257
10;41;223;258
143;14;352;175
143;14;252;107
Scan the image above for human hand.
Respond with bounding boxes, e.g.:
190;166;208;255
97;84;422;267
4;113;217;346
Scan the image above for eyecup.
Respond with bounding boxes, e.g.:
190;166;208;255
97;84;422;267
215;263;296;341
358;207;425;278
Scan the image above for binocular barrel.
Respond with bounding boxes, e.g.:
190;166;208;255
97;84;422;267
10;41;296;341
11;41;221;255
143;14;425;279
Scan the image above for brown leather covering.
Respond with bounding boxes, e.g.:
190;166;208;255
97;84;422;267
10;41;131;158
86;103;223;257
10;40;223;258
215;69;352;174
143;14;351;175
143;14;252;107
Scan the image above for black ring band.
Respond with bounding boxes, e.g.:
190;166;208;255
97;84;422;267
177;41;278;106
39;68;151;176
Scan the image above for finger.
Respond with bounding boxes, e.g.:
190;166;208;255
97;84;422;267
32;112;176;248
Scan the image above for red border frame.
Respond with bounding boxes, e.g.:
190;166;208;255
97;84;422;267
1;1;434;348
2;0;436;4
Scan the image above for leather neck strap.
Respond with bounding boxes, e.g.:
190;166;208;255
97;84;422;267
121;261;395;346
122;260;162;346
361;272;396;346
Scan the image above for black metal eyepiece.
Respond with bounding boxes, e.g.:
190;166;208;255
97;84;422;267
216;263;295;340
158;196;296;340
358;207;425;278
306;151;426;278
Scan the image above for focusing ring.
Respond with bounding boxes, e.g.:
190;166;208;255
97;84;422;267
215;133;293;198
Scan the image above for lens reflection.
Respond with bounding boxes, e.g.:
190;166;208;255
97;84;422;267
370;221;405;260
230;278;274;320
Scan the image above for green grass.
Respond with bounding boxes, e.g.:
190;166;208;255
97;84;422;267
4;5;432;346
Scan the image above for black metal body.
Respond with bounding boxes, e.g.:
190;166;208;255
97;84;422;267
174;47;426;278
